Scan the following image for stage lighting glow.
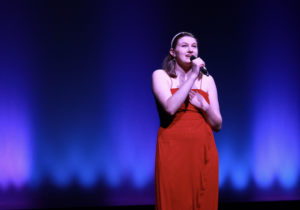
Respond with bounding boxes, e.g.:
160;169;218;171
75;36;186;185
218;139;232;188
0;2;32;189
253;98;299;189
250;0;300;190
105;162;122;188
231;163;249;190
131;156;154;189
0;101;31;189
1;1;300;209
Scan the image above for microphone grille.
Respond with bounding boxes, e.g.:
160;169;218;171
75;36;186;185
190;55;196;61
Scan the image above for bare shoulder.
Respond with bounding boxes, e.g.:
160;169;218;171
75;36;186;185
200;74;216;92
152;69;168;78
152;69;170;84
203;75;216;86
152;69;171;91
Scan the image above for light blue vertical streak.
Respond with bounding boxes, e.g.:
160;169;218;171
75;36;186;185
0;99;31;188
0;2;33;189
217;137;232;188
231;161;249;190
98;0;161;188
249;1;300;190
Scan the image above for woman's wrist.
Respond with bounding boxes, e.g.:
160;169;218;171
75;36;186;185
190;72;198;80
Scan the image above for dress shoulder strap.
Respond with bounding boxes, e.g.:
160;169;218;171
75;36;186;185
169;75;173;89
199;77;203;90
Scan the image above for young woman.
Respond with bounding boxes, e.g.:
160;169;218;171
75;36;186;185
152;32;222;210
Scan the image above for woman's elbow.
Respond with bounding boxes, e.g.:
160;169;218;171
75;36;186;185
213;124;222;132
165;109;176;116
165;105;176;116
213;119;222;132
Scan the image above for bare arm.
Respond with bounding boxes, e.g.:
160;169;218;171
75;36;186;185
189;76;222;132
152;70;198;115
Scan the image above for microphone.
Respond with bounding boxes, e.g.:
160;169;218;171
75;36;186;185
190;55;209;76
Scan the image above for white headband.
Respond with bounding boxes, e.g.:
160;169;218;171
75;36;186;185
170;32;191;48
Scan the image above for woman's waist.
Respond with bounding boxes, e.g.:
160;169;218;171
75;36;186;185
173;110;205;121
160;113;207;130
158;119;210;138
158;109;206;128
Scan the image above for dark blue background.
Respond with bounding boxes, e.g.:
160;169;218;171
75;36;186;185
0;0;299;209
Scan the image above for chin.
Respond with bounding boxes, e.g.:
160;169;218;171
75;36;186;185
184;61;192;66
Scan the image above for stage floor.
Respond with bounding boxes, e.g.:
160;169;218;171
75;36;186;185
53;200;299;210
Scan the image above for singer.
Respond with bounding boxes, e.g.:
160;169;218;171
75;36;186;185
152;32;222;210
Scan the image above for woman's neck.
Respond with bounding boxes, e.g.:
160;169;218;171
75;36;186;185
175;62;191;76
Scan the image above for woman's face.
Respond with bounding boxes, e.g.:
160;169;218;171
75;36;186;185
171;36;198;66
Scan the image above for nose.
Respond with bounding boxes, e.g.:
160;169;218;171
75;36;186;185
188;46;193;52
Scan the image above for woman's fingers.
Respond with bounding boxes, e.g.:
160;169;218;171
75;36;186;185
189;94;193;100
189;90;195;96
192;57;205;67
189;92;194;99
189;90;197;104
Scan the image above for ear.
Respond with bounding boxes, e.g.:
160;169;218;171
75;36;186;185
169;48;176;57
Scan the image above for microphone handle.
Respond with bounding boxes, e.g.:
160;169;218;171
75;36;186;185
200;66;209;76
190;55;209;76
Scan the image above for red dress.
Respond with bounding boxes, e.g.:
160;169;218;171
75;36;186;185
155;88;219;210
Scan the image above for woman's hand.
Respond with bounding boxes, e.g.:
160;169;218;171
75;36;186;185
191;57;205;77
152;69;200;115
188;90;209;111
188;76;222;132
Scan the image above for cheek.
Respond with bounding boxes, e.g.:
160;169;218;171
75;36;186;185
194;49;198;55
175;51;184;57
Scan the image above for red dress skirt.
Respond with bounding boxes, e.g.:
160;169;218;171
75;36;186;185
155;89;219;210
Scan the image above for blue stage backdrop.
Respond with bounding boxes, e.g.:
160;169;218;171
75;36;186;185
0;0;299;209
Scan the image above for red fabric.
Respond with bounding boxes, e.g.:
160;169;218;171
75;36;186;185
155;89;219;210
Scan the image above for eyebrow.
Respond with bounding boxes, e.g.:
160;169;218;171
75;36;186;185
179;42;197;45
